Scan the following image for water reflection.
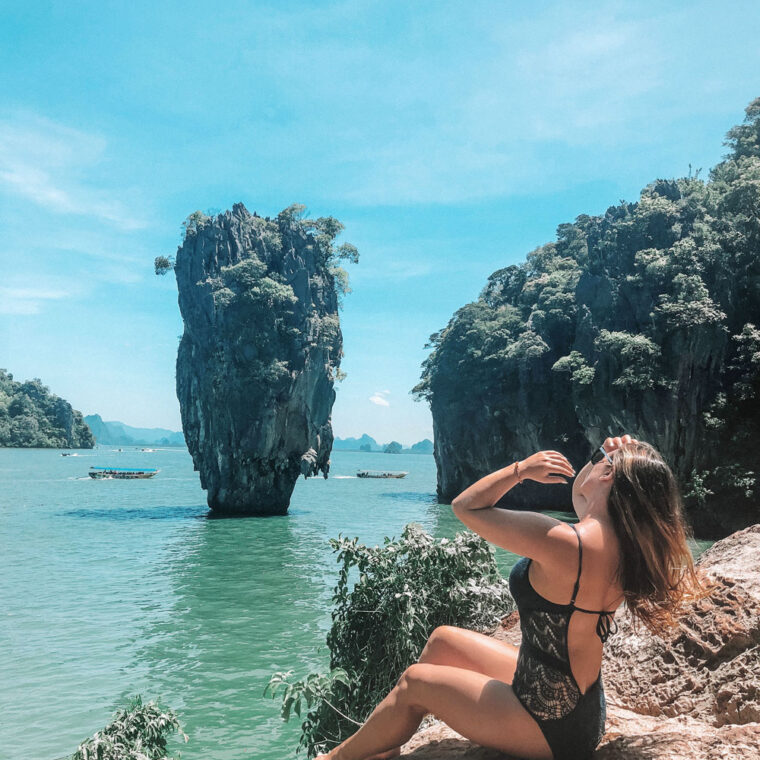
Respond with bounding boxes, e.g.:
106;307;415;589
62;505;206;521
128;511;333;760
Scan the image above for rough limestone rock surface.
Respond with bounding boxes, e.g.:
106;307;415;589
415;100;760;539
399;524;760;759
173;204;343;514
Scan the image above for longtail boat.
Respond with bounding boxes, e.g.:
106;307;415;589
357;470;408;479
89;467;159;480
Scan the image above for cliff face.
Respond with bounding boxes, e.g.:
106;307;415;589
0;370;94;448
173;203;349;514
415;98;760;538
400;524;760;759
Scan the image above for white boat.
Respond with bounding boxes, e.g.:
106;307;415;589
357;470;408;479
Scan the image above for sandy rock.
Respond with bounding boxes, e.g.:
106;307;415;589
400;714;760;760
399;524;760;759
602;524;760;726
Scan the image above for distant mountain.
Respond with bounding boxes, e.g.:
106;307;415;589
333;434;381;451
333;434;434;454
84;414;185;446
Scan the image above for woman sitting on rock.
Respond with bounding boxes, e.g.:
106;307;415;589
317;434;707;760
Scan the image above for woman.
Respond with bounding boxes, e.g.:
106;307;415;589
317;434;706;760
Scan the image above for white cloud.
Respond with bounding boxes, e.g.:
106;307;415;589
0;114;146;230
369;389;391;407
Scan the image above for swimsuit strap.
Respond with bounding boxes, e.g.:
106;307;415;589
568;523;619;643
568;523;582;606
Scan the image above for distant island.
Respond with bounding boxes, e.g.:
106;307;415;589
0;369;94;448
333;435;433;454
84;415;186;447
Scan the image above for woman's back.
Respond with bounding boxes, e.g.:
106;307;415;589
509;519;623;697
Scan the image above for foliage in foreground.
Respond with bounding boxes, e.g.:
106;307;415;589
267;524;514;757
71;695;187;760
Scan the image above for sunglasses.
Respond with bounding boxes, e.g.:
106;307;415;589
590;445;614;466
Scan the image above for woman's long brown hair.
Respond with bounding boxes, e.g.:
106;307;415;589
607;441;712;636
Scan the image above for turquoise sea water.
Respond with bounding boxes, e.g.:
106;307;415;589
0;447;494;760
0;447;713;760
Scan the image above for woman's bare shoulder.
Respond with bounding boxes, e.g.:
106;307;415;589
530;519;623;608
576;519;624;606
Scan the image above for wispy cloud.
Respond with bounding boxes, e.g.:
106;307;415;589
0;285;70;315
0;113;146;230
369;390;390;407
235;2;671;205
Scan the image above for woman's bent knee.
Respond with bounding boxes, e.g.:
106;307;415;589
422;626;458;655
398;664;434;711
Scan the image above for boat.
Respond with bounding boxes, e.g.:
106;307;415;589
89;467;159;480
141;448;156;452
357;470;408;479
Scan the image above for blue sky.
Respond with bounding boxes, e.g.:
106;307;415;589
0;1;758;445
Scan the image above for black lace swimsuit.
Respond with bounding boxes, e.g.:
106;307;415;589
508;524;618;760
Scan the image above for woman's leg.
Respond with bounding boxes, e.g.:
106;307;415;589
361;626;519;760
418;625;519;682
318;662;552;760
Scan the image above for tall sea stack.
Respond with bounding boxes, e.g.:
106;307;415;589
170;203;356;515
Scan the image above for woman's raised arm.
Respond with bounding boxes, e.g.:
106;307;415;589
451;451;575;512
451;451;577;562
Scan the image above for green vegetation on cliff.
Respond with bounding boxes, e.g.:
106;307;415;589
163;202;358;514
0;370;94;449
267;525;513;756
414;98;760;538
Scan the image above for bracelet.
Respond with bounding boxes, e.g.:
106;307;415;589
514;461;523;483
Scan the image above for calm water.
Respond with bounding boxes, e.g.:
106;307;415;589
0;447;712;760
0;447;510;760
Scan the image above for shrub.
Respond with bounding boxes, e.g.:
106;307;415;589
267;524;514;757
71;695;186;760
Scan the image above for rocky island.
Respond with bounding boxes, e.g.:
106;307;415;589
0;369;94;448
414;98;760;539
160;203;357;515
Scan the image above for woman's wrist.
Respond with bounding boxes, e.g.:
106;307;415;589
513;460;524;483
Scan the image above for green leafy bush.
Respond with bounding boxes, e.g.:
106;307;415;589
71;695;186;760
267;524;514;757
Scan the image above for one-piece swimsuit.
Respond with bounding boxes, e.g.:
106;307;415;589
507;523;618;760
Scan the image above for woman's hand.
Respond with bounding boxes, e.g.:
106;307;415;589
602;434;639;454
518;451;576;484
